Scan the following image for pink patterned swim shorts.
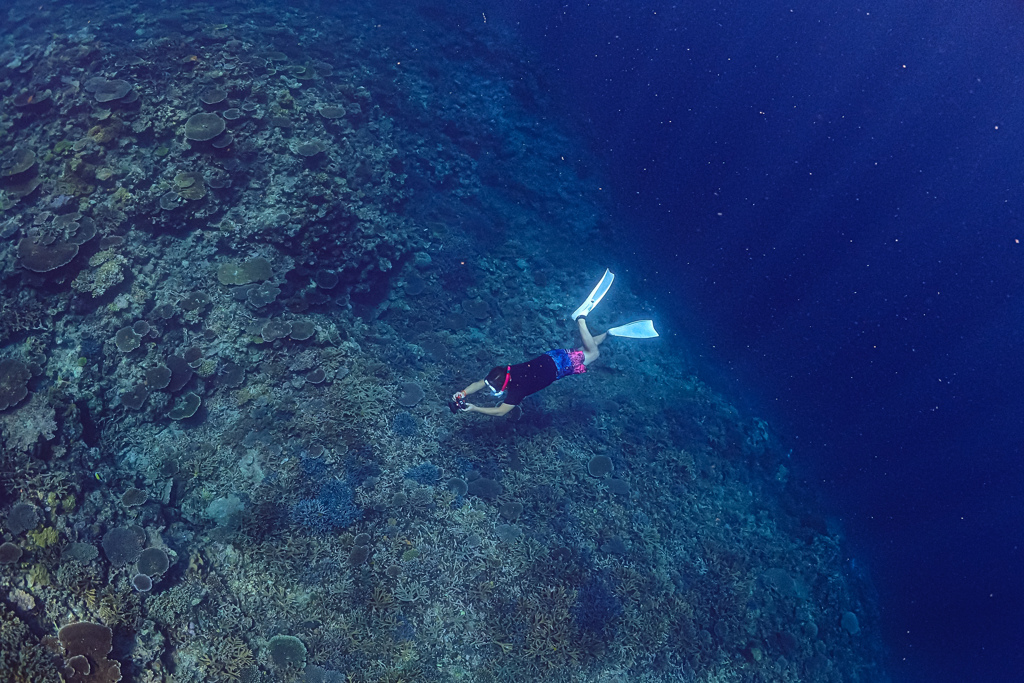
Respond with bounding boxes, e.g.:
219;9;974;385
545;348;587;379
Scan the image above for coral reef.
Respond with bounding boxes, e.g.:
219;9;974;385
58;621;121;683
0;358;31;411
0;603;61;682
0;394;57;453
0;1;886;683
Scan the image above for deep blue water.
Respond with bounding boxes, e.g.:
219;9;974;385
1;0;1018;679
484;1;1024;681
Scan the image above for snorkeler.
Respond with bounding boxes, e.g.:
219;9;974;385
451;270;658;416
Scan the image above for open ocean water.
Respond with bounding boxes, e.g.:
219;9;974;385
0;1;1020;682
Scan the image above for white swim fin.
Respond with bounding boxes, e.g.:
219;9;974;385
607;320;659;338
571;269;615;320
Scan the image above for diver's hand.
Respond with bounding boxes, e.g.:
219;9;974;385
461;403;475;412
452;391;466;402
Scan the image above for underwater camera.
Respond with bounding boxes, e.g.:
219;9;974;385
448;394;468;414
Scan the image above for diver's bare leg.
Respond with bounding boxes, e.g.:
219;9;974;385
577;318;605;364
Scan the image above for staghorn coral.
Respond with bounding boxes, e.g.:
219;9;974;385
0;293;47;344
55;559;104;603
195;635;255;682
517;585;584;672
391;411;418;436
0;603;61;683
146;577;208;629
291;478;361;533
404;462;440;485
96;586;140;628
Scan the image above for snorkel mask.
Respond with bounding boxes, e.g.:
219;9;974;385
486;366;511;397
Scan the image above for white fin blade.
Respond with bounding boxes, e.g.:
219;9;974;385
571;269;615;320
607;320;659;338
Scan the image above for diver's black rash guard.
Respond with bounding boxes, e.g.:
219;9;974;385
503;354;558;405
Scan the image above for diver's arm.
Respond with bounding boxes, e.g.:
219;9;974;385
461;380;487;396
467;403;515;416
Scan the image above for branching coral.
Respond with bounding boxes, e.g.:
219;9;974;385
0;603;61;682
292;479;361;533
196;635;255;682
